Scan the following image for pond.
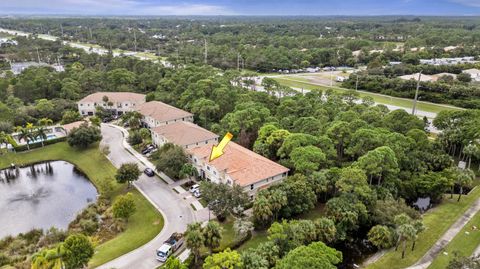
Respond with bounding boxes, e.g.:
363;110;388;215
0;161;98;239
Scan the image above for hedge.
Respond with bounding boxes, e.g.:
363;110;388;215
13;137;67;152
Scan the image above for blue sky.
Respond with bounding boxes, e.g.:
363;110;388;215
2;0;480;15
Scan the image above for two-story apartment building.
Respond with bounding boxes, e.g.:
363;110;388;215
77;92;146;116
187;142;289;197
136;101;194;128
151;121;219;149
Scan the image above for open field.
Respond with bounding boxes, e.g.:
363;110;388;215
0;142;164;267
366;187;480;269
272;76;463;114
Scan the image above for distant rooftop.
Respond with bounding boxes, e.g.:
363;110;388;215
152;121;218;147
136;101;192;123
78;92;146;103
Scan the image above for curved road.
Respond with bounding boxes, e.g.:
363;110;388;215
97;124;196;269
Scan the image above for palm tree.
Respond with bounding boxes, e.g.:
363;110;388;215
31;245;65;269
397;224;416;259
457;169;475;202
38;118;53;127
463;143;478;169
185;222;204;265
203;221;222;254
34;127;48;147
268;189;287;221
411;220;425;251
17;126;34;150
0;132;8;153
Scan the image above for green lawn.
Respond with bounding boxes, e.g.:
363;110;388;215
89;189;164;267
273;77;463;115
0;142;164;267
366;187;480;269
236;231;268;252
428;210;480;269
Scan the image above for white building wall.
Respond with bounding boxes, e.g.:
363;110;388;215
143;115;194;129
78;100;142;116
152;133;218;149
188;154;288;196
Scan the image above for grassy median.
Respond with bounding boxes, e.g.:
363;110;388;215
366;187;480;269
273;77;463;114
0;142;164;267
428;210;480;269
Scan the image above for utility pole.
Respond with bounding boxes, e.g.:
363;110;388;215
36;47;41;63
88;27;93;40
355;73;359;91
60;24;64;37
237;53;240;71
204;38;208;65
133;29;137;52
330;69;333;86
412;71;422;115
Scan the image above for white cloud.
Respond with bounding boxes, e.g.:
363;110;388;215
0;0;233;15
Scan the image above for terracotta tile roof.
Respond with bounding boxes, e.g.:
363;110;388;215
62;120;87;133
188;141;289;186
152;122;218;147
78;92;146;103
136;101;193;123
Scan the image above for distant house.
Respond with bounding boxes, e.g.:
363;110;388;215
10;62;64;75
151;121;218;149
136;101;193;129
187;142;289;197
398;73;434;82
0;38;18;46
431;73;457;81
463;68;480;81
62;120;88;134
336;76;347;82
77;92;146;116
444;46;458;52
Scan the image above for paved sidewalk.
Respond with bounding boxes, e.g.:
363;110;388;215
407;198;480;269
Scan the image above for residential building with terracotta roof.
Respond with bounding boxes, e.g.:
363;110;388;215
187;141;289;196
77;92;146;116
151;121;219;149
136;101;194;128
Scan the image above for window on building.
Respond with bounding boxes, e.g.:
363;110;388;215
213;171;216;175
250;184;254;190
80;104;83;106
207;166;210;171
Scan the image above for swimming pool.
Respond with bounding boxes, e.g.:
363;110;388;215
30;134;57;143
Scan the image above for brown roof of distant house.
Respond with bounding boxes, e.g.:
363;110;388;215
187;141;289;187
136;101;193;123
62;120;87;133
78;92;146;103
152;122;218;147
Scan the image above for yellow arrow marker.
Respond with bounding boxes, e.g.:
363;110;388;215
209;132;233;162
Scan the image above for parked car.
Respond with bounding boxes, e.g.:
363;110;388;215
156;233;184;262
189;184;200;193
193;190;201;198
142;145;155;155
144;168;155;177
